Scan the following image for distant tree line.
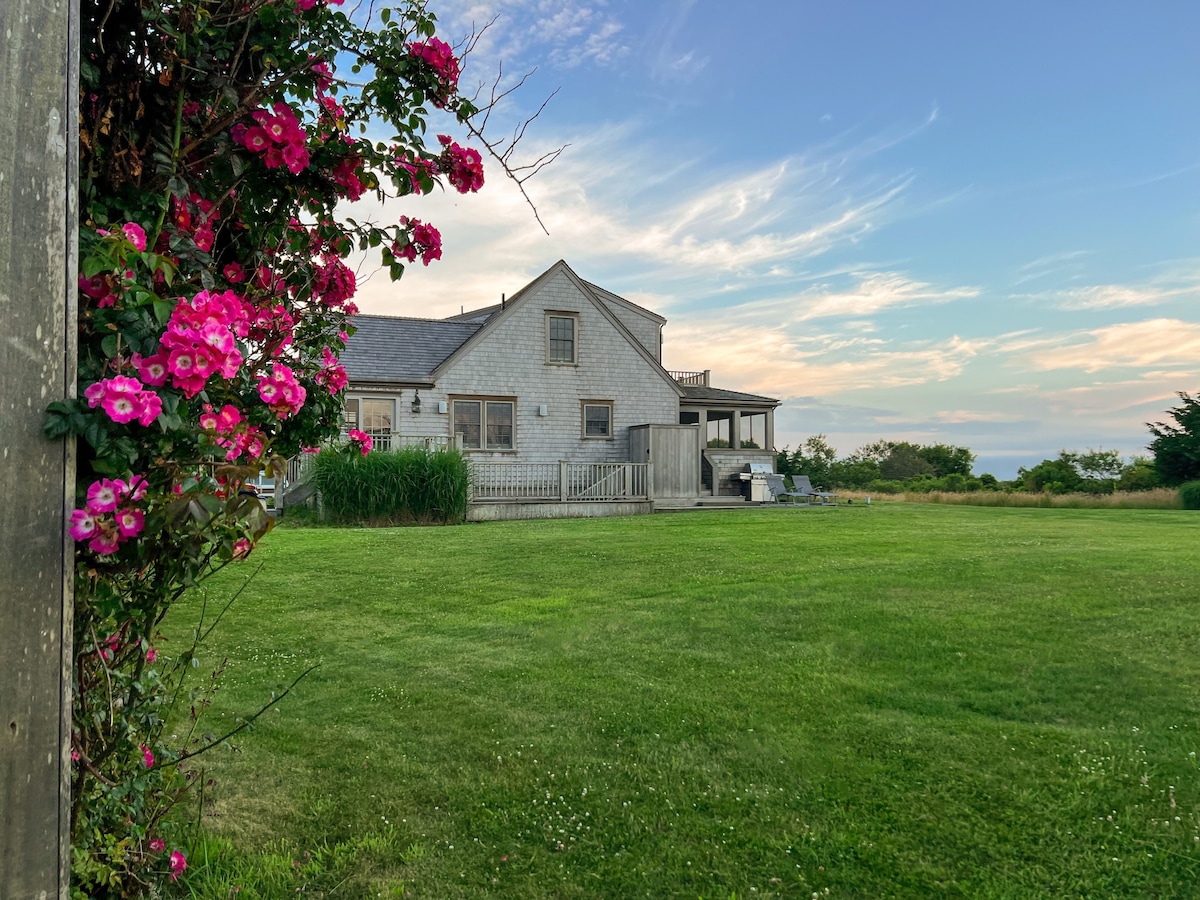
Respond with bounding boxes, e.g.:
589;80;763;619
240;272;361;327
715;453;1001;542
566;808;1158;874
776;391;1200;496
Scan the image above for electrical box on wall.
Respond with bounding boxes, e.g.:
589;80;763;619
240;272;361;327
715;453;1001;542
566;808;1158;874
437;400;448;414
538;404;548;417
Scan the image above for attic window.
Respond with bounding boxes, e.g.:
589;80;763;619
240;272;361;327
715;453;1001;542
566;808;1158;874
546;313;578;364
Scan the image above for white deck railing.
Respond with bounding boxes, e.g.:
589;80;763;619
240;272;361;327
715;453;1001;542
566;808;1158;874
668;369;710;386
471;461;650;502
357;431;453;453
285;434;453;486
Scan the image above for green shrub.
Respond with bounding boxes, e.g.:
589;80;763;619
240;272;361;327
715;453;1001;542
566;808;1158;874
1179;480;1200;510
314;446;470;525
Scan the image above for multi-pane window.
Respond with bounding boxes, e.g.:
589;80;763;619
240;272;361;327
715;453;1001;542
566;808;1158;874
342;398;360;432
547;314;577;364
452;398;515;450
362;398;394;451
342;398;393;451
485;401;513;449
582;402;613;439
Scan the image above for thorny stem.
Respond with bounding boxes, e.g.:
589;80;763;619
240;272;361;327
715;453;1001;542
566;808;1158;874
175;663;321;763
150;89;187;248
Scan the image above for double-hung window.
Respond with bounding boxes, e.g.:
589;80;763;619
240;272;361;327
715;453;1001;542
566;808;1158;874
582;401;613;439
546;312;578;364
452;397;515;451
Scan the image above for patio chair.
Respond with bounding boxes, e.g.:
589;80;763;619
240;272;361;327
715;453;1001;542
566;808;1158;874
790;475;838;505
764;473;806;504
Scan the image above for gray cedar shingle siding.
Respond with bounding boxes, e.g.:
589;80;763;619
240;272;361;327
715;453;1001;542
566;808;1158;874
435;267;680;463
583;280;665;362
339;261;771;468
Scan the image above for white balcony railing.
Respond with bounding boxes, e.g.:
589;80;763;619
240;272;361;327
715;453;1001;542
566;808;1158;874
668;369;710;386
471;462;650;502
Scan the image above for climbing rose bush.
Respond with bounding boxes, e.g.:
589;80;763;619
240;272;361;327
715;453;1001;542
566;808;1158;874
47;0;502;894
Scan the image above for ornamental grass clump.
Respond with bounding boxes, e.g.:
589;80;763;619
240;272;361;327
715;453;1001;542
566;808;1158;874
1178;480;1200;510
314;445;470;524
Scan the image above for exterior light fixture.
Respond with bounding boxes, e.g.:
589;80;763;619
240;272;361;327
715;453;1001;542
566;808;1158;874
411;390;422;414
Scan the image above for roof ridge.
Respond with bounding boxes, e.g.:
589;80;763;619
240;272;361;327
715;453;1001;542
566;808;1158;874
351;313;480;325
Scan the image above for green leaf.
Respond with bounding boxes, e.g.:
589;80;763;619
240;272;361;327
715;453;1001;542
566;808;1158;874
152;299;174;326
100;333;121;359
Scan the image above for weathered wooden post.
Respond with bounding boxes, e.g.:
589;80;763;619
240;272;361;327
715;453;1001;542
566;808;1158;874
0;0;79;894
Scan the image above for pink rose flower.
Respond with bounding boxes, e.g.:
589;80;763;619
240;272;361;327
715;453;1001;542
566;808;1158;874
169;850;187;881
122;223;147;251
348;429;373;456
69;509;98;541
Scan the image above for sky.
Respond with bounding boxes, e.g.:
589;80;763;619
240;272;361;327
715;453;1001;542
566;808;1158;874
349;0;1200;478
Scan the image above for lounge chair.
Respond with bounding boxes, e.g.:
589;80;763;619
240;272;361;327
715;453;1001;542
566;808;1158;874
764;473;806;504
790;475;838;505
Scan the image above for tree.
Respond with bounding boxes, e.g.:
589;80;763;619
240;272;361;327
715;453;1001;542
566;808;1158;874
790;434;837;486
1148;392;1200;485
1018;455;1085;494
1117;456;1160;492
878;442;935;480
917;443;975;477
1070;449;1124;481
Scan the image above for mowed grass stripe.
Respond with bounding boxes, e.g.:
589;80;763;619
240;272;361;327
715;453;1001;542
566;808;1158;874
168;504;1200;898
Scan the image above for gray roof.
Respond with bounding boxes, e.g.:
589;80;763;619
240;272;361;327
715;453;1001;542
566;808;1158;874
582;280;667;324
341;315;482;383
681;385;779;406
445;304;501;324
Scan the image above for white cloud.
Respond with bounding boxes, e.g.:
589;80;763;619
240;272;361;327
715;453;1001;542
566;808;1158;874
1035;283;1194;311
662;319;986;398
1013;318;1200;373
436;1;628;75
349;118;925;318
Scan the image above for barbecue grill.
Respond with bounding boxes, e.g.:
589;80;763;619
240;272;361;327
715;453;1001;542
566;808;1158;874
738;462;774;502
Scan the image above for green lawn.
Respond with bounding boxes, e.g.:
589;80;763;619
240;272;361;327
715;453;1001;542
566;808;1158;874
168;504;1200;898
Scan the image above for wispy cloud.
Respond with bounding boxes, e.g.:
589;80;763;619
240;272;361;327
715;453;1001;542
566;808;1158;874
438;1;628;75
1016;268;1200;310
350;111;934;317
663;319;987;398
1048;284;1193;310
1008;318;1200;372
647;0;708;85
1013;250;1091;286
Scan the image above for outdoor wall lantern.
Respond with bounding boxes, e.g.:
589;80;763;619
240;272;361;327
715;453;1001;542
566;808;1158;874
411;390;422;414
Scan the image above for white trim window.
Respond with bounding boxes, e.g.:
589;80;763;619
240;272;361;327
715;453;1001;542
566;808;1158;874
581;401;613;439
342;397;394;450
361;398;394;451
452;397;515;450
546;312;578;364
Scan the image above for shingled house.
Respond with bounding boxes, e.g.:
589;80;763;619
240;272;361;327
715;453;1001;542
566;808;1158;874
335;260;780;516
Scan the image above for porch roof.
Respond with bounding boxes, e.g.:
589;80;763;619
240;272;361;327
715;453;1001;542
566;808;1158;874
680;384;779;407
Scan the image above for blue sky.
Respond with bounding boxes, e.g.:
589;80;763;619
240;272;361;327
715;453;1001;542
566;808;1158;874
351;0;1200;478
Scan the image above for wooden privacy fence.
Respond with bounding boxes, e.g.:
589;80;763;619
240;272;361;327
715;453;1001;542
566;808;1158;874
471;462;651;502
